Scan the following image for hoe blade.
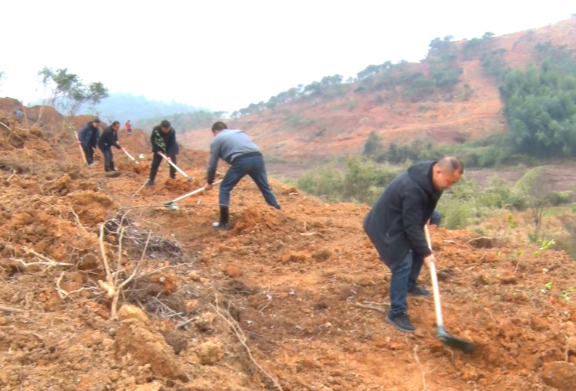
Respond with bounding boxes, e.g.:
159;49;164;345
437;327;476;353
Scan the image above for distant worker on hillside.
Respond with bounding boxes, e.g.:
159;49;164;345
125;120;132;135
146;120;179;186
98;121;125;172
363;157;463;333
14;109;23;123
77;118;101;167
204;121;280;230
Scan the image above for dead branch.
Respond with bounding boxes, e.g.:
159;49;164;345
99;224;112;278
21;247;73;266
6;170;16;182
353;302;389;315
110;232;151;320
0;305;25;313
69;208;89;235
212;296;284;391
114;227;126;286
177;317;196;329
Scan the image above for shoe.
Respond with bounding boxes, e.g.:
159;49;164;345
408;286;430;297
386;313;416;333
145;180;155;187
212;222;230;230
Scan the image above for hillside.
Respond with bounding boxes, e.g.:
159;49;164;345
180;18;576;161
2;112;576;390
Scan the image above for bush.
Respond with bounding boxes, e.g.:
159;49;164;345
296;157;402;205
296;165;343;201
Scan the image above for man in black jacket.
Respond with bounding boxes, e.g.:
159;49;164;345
363;157;463;332
146;120;179;186
77;119;101;166
98;121;125;172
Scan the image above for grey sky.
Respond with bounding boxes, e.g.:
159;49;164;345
1;1;574;113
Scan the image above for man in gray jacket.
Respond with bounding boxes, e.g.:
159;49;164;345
204;121;280;230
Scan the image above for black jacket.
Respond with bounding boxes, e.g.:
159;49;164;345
150;126;179;156
78;121;100;147
98;126;121;150
363;161;442;270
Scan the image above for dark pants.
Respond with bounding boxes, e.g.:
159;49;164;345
389;250;424;317
219;154;279;208
100;147;114;171
150;153;176;181
82;144;94;165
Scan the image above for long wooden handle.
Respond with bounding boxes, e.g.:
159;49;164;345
158;152;189;178
123;149;139;164
171;180;223;203
424;225;444;328
74;131;88;166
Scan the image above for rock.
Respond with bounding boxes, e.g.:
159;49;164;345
188;271;201;282
223;264;242;278
118;305;149;324
117;316;188;381
196;312;217;333
541;361;576;390
468;237;494;248
530;316;548;332
163;330;188;355
567;337;576;354
499;273;517;285
196;340;224;365
102;338;115;351
127;383;164;391
461;363;480;381
476;273;491;285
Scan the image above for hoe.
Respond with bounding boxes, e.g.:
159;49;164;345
425;225;476;353
163;180;222;209
123;148;139;164
158;152;193;182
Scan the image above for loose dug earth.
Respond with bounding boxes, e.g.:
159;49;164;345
1;126;576;390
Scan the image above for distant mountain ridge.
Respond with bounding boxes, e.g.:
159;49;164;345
179;18;576;161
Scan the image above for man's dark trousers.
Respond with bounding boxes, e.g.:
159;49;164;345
82;143;94;165
101;148;114;171
150;153;176;181
219;154;279;208
388;250;425;318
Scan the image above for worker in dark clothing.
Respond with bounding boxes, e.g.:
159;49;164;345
98;121;124;172
146;120;179;186
77;119;101;166
363;157;463;333
204;121;280;230
15;109;23;123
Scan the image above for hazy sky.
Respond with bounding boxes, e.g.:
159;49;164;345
1;1;574;113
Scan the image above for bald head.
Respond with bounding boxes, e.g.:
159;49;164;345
432;156;463;190
437;156;464;175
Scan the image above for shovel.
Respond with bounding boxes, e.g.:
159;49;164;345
158;152;193;182
123;148;139;164
74;131;89;166
163;180;222;209
424;225;476;353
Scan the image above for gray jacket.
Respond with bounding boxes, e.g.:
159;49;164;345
206;129;260;184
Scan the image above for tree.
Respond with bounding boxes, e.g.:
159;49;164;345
514;168;552;241
38;67;108;116
363;131;382;156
